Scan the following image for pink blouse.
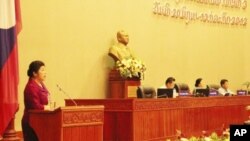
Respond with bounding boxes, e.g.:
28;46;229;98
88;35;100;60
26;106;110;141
22;78;49;123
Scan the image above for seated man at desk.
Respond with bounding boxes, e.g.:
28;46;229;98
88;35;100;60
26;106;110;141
218;79;234;96
162;77;179;98
108;30;135;62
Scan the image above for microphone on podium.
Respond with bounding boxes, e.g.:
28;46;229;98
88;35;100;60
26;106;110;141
56;84;78;106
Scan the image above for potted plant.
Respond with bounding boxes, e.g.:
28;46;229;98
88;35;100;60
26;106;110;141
243;81;250;94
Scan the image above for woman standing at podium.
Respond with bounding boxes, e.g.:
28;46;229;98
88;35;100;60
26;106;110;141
22;60;50;141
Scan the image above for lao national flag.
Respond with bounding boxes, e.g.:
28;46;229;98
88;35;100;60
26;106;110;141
0;0;22;135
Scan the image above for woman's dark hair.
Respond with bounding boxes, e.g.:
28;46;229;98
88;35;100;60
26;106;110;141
195;78;202;87
27;60;45;77
165;77;175;85
220;79;228;86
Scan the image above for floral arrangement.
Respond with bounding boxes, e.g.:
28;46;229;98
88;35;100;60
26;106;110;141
115;58;146;79
243;81;250;94
243;81;250;88
173;128;230;141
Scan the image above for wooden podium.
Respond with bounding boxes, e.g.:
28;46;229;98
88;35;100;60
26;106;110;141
29;106;104;141
109;69;141;98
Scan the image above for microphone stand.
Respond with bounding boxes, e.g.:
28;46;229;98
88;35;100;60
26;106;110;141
56;84;78;106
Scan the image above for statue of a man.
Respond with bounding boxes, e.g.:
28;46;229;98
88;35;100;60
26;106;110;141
109;30;135;62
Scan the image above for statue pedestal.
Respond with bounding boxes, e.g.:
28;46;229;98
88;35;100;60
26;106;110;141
109;69;141;98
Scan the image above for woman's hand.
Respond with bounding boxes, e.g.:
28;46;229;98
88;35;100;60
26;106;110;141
44;105;51;110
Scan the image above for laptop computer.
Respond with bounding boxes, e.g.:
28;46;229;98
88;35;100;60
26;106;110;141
195;88;209;97
157;88;173;98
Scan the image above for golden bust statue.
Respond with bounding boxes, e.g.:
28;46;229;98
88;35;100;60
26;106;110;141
109;30;135;62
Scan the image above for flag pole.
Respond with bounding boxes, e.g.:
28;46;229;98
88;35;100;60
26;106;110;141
2;118;20;141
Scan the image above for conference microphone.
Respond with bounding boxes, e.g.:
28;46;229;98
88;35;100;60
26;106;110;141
56;84;78;106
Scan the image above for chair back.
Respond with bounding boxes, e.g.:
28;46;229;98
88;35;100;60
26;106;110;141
176;83;190;94
137;86;156;98
208;84;220;90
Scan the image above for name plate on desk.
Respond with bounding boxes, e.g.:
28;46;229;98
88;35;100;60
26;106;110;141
237;90;247;95
209;90;219;96
179;91;189;96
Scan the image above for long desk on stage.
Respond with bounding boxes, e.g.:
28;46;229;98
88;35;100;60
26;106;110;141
66;96;250;141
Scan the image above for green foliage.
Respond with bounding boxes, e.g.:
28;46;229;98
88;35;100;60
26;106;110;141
116;58;146;79
243;81;250;89
210;132;218;141
189;136;198;141
173;131;230;141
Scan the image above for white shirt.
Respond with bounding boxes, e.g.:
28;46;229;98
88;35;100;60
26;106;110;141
218;87;234;96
